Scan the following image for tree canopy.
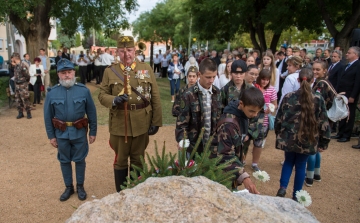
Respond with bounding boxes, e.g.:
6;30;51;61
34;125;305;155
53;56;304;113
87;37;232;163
0;0;138;59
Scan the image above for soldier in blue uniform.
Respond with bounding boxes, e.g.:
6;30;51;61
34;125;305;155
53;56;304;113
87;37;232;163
44;59;97;201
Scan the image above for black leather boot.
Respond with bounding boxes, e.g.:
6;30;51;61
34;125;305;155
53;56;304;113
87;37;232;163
76;184;87;200
114;169;128;192
60;185;74;201
16;111;24;119
27;111;32;119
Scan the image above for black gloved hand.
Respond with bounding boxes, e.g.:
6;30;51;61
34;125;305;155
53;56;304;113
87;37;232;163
148;126;159;135
113;94;128;105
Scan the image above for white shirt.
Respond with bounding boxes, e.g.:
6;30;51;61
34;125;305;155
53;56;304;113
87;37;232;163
161;58;169;67
153;57;161;64
87;54;94;65
101;53;114;66
219;74;230;89
77;55;89;66
70;54;77;63
94;55;102;66
274;69;280;93
213;75;220;89
279;70;300;105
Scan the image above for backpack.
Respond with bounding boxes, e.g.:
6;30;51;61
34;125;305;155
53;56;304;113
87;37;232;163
317;80;349;122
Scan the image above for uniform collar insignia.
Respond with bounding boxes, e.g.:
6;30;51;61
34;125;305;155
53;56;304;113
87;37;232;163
120;62;136;72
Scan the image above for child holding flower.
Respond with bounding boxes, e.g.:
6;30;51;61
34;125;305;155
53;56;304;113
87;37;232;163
275;68;330;200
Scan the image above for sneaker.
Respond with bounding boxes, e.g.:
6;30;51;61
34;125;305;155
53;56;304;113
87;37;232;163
305;178;313;187
314;174;321;182
276;188;286;197
252;165;261;172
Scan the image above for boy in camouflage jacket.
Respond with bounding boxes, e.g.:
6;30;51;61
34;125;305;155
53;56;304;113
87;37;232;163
212;87;265;193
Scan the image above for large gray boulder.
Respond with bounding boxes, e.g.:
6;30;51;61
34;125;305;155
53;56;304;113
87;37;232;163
66;176;318;223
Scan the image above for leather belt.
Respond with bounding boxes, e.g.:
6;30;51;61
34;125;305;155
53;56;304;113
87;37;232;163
118;103;147;110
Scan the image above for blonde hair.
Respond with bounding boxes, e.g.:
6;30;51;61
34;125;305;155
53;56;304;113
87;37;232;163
287;56;303;69
260;52;277;86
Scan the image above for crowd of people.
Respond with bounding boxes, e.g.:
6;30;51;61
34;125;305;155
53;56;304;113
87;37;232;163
170;45;360;201
6;35;360;204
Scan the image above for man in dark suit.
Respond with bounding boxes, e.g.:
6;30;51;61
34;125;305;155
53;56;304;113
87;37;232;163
277;47;292;101
332;46;360;143
62;47;71;60
328;50;344;90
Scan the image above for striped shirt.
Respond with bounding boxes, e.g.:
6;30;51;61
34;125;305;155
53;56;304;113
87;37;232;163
262;86;277;127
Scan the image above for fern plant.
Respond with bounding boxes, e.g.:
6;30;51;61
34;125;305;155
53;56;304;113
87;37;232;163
121;128;238;190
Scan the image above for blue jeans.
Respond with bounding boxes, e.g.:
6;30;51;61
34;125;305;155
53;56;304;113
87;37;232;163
170;79;180;96
306;152;321;178
280;151;309;198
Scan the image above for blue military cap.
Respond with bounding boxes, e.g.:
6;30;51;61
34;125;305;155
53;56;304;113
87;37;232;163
57;58;75;72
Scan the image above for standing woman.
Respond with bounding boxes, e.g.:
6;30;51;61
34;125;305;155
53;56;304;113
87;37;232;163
278;56;303;104
29;57;45;106
168;53;184;102
305;61;335;187
219;59;233;89
275;68;330;200
260;52;280;93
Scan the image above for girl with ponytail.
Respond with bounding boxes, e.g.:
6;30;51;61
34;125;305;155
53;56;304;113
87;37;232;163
274;68;331;201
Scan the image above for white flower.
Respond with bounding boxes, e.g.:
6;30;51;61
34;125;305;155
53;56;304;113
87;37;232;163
296;190;312;207
268;103;275;113
252;170;270;182
178;139;190;148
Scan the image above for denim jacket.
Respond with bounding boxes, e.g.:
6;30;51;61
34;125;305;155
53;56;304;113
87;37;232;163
167;62;184;80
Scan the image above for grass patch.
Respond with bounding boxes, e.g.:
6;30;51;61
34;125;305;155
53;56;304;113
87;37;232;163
156;78;185;125
0;77;10;108
91;88;109;125
92;77;185;126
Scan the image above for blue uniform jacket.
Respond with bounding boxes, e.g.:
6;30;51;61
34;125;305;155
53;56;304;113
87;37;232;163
44;83;97;140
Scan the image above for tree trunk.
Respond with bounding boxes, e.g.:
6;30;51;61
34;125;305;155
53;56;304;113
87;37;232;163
9;3;52;60
150;41;154;68
334;35;350;53
270;32;282;53
248;19;261;51
256;23;267;54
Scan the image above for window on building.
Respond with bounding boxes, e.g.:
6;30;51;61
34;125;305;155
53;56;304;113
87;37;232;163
0;39;3;51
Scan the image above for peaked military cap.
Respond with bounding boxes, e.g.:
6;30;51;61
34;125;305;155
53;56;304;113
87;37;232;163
187;66;198;75
117;36;135;48
57;58;75;72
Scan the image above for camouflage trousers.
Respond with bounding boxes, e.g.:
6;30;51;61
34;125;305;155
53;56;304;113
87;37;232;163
15;82;31;112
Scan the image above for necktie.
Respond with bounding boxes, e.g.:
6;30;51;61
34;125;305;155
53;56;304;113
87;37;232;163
345;63;351;70
328;64;333;72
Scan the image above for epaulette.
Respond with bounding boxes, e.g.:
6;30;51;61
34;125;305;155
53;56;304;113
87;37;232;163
106;64;113;69
74;82;87;88
193;85;199;93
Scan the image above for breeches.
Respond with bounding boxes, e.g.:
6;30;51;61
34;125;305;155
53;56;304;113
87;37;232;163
57;137;89;163
109;133;149;170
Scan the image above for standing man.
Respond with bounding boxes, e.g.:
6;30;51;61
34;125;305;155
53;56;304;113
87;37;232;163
210;50;220;66
153;53;161;75
175;58;222;155
38;48;51;94
70;50;77;64
62;47;71;60
98;36;162;192
313;48;323;62
77;51;89;84
86;50;94;82
327;50;344;90
93;49;102;84
12;53;32;119
43;58;97;201
332;47;360;143
323;49;331;65
100;48;114;83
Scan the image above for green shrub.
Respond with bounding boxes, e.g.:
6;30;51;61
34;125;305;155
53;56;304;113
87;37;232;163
0;77;10;108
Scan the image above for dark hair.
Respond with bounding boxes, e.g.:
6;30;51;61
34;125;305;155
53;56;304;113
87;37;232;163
301;48;307;53
256;69;271;89
277;51;285;56
39;48;45;52
240;87;265;108
199;58;217;74
23;53;28;58
298;68;317;143
247;64;258;70
34;57;41;63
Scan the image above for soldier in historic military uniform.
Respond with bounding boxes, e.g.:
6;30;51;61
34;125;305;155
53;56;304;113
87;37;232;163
212;88;265;194
172;66;198;117
44;58;97;201
220;60;265;171
175;58;222;155
98;36;162;192
12;53;32;119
